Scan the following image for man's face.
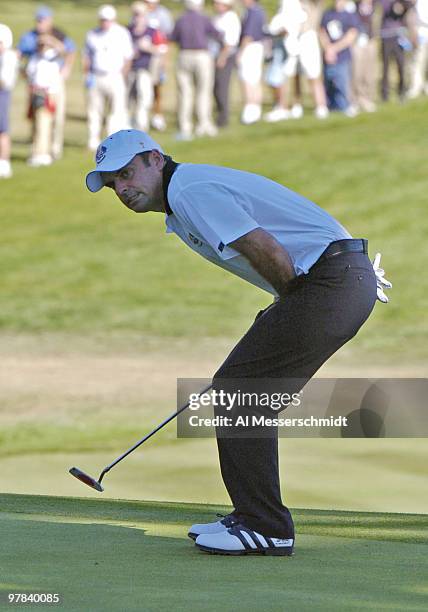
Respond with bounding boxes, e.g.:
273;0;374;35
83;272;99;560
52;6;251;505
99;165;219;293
36;17;53;34
99;18;114;31
102;152;165;213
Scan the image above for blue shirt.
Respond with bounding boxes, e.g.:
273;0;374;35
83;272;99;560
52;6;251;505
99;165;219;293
165;164;351;297
320;10;360;63
18;28;76;65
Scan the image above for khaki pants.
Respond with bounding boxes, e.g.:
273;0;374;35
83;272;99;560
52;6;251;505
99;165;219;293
52;79;66;159
408;38;428;97
176;50;215;136
128;69;153;131
352;39;378;109
31;97;58;157
87;73;129;147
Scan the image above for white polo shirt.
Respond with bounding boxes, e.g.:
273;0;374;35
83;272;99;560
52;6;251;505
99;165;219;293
84;24;134;74
165;164;351;296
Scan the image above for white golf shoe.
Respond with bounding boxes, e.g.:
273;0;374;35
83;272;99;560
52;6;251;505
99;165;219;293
188;514;238;541
195;523;294;556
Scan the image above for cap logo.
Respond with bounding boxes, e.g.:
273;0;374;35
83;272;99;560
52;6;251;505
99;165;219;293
96;145;107;164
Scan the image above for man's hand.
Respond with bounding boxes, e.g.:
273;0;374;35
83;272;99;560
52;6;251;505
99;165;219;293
229;228;296;298
372;253;392;303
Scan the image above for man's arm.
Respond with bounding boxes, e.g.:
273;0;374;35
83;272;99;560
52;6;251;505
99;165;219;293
229;228;296;298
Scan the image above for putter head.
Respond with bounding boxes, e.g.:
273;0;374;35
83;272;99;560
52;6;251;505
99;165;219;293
69;467;104;492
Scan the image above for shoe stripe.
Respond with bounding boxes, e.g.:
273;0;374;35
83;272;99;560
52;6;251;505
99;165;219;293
240;531;258;549
264;536;276;549
227;527;252;550
254;534;268;548
239;527;268;550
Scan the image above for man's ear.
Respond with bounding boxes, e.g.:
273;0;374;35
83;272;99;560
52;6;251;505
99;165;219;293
150;149;164;170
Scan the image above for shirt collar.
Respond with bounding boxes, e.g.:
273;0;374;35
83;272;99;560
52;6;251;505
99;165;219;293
162;156;179;215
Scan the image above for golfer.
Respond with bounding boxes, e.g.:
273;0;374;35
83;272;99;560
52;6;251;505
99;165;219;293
86;129;391;556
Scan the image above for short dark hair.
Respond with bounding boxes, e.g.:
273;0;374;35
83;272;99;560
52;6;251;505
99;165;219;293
138;150;169;167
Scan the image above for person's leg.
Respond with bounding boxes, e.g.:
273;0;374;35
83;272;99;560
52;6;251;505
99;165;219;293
0;90;12;176
364;39;378;110
323;64;336;109
213;251;377;538
87;78;104;150
31;106;52;159
176;51;194;138
194;51;216;135
333;60;351;112
214;54;235;127
239;42;263;123
107;74;130;135
52;78;65;159
393;37;406;100
408;40;425;97
135;69;154;131
381;38;391;101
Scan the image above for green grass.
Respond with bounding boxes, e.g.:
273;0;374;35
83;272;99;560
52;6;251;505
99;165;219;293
1;1;427;361
1;494;427;611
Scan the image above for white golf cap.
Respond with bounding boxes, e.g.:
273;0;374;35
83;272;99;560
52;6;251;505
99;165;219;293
86;129;164;193
0;23;13;49
98;4;117;20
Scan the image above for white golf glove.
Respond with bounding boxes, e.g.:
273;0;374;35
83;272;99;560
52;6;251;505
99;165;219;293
372;253;392;303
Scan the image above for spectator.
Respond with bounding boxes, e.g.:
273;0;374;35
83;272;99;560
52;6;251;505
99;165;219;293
319;0;360;115
26;34;63;166
17;5;75;160
83;4;134;150
170;0;219;140
0;24;18;178
265;0;328;121
379;0;415;102
408;0;428;98
211;0;241;127
144;0;174;131
238;0;266;124
128;2;157;131
351;0;378;112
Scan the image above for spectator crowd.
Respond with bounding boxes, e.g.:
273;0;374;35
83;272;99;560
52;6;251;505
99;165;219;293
0;0;426;178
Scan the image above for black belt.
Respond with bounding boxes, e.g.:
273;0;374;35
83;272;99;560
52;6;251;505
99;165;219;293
319;238;368;262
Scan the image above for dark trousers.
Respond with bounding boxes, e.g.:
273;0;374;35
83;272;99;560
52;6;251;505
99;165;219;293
213;250;377;538
381;36;405;101
214;54;235;127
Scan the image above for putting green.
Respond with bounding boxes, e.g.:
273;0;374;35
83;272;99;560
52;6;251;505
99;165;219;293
1;494;426;611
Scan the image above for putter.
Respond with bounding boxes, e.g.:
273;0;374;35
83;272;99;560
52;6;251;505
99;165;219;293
69;383;213;492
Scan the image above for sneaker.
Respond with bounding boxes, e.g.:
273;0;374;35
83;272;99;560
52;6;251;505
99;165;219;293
175;131;193;142
195;523;294;556
27;154;52;167
195;123;218;137
241;104;261;125
314;105;329;120
344;105;358;118
151;114;167;131
290;104;303;119
0;159;12;178
188;513;238;541
264;106;291;123
361;101;377;113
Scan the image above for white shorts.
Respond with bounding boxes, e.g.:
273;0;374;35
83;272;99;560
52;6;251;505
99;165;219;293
284;30;322;80
238;42;264;85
